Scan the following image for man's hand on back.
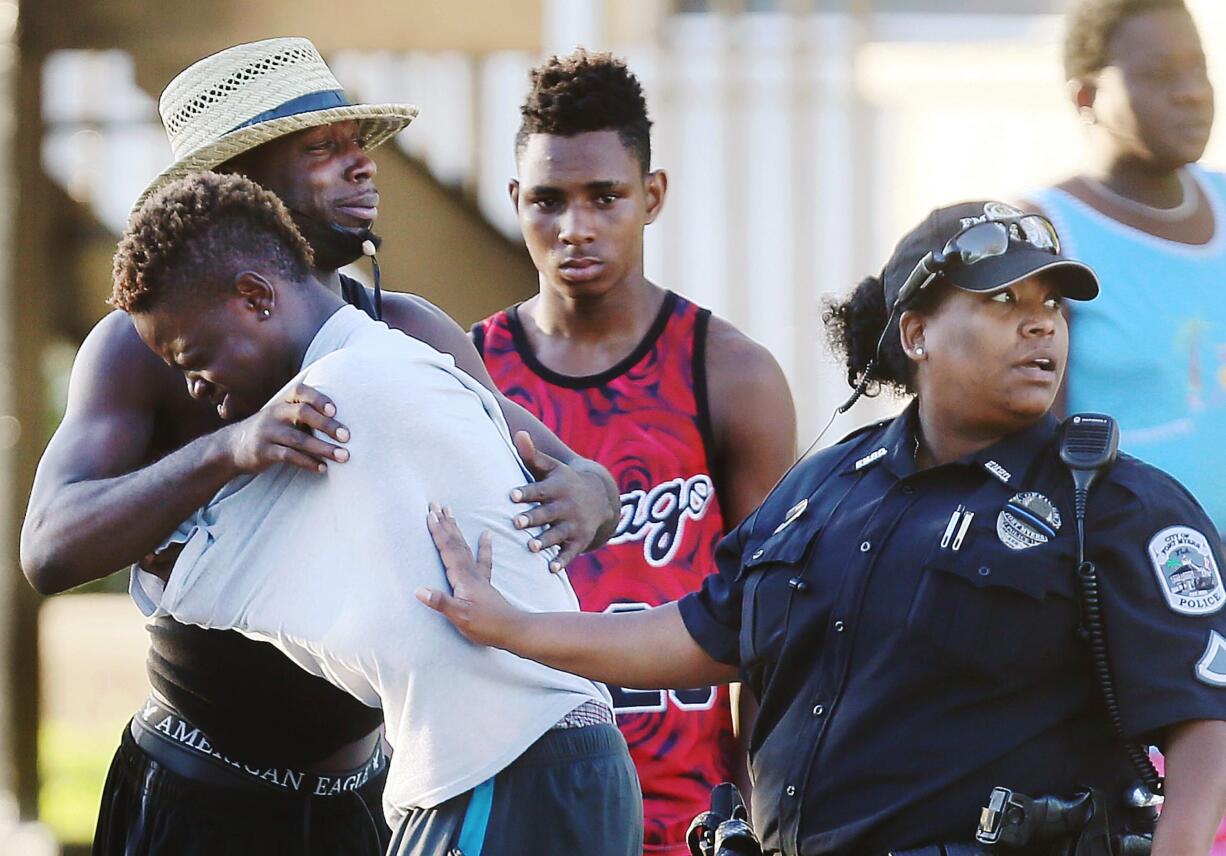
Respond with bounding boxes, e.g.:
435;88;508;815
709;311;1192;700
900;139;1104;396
508;431;620;572
222;381;352;475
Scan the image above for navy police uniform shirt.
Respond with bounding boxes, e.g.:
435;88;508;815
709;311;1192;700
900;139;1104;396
678;402;1226;856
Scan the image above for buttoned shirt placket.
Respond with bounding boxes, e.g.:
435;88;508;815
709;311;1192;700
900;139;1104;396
776;422;925;851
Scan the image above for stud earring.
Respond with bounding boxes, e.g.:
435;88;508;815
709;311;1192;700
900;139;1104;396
261;308;271;318
915;347;925;356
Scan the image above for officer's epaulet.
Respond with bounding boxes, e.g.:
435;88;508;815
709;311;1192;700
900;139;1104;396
835;417;893;446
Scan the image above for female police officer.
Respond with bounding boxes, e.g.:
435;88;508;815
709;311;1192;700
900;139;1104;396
418;201;1226;855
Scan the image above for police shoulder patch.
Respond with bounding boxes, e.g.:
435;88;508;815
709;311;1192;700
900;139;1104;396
1196;630;1226;687
1148;526;1225;616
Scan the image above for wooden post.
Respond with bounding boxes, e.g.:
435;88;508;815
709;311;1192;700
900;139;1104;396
1;0;50;819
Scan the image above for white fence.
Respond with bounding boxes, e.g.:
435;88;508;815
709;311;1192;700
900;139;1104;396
41;1;1226;441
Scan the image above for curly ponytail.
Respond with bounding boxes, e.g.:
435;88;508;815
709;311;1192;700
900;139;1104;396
823;275;947;397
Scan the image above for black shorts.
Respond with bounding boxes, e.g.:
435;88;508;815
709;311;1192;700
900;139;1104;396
389;723;642;856
93;726;391;855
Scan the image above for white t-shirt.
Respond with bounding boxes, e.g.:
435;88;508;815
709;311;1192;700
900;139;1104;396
131;304;611;827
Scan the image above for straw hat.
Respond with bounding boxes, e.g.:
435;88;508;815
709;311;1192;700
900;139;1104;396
134;37;418;213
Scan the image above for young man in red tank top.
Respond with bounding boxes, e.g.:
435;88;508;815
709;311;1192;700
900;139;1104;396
472;50;797;854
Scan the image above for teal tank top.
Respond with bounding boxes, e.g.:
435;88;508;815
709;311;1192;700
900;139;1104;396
1029;166;1226;532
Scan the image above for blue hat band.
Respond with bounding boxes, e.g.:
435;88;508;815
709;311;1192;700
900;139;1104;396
228;90;351;134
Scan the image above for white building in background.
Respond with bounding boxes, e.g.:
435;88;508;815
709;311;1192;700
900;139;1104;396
42;0;1226;441
470;0;1226;439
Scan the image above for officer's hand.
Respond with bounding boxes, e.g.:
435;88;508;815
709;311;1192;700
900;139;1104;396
418;504;521;649
221;382;351;475
509;431;619;573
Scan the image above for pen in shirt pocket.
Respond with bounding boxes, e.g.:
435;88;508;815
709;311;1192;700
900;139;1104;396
952;511;974;551
940;505;965;549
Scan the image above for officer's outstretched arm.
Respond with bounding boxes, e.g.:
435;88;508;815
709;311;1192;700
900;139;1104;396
417;505;739;690
1152;719;1226;856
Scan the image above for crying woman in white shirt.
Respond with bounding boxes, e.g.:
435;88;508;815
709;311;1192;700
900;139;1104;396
109;171;642;856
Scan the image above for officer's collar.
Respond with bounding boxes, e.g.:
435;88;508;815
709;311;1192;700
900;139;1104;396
963;411;1059;488
843;400;1058;487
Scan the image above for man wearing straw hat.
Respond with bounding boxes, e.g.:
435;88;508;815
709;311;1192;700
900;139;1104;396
21;38;619;854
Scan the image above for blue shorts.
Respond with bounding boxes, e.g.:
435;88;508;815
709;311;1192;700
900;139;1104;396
389;723;642;856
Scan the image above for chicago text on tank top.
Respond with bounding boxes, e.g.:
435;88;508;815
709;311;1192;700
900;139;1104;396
476;290;737;848
145;273;385;766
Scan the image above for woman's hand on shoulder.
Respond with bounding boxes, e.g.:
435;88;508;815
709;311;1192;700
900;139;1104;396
417;503;523;648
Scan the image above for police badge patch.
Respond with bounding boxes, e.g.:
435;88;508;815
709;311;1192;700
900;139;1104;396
1196;631;1226;686
1147;526;1225;616
996;492;1062;551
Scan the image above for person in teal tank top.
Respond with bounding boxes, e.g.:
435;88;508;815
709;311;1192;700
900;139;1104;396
1026;0;1226;535
1030;5;1226;849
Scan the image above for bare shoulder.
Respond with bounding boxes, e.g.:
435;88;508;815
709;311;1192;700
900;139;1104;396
71;310;176;410
703;314;795;440
84;307;154;357
36;310;178;487
1016;177;1082;217
704;315;790;393
701;312;797;520
1052;176;1083;195
377;290;494;385
379;291;465;344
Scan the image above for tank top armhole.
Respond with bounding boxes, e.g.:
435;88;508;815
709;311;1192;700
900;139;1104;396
692;307;719;478
338;273;381;320
470;320;487;358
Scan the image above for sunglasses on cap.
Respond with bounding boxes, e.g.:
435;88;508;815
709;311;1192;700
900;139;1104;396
893;214;1061;309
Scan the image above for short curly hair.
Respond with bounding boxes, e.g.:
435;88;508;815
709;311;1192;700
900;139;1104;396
515;49;652;173
111;172;314;313
1064;0;1189;79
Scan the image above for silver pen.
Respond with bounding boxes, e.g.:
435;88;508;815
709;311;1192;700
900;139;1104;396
952;511;975;551
940;505;964;549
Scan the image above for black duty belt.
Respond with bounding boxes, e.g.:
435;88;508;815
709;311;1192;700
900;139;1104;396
130;695;386;797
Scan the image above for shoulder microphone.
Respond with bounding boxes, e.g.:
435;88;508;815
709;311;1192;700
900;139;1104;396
1059;413;1119;516
1059;413;1162;797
